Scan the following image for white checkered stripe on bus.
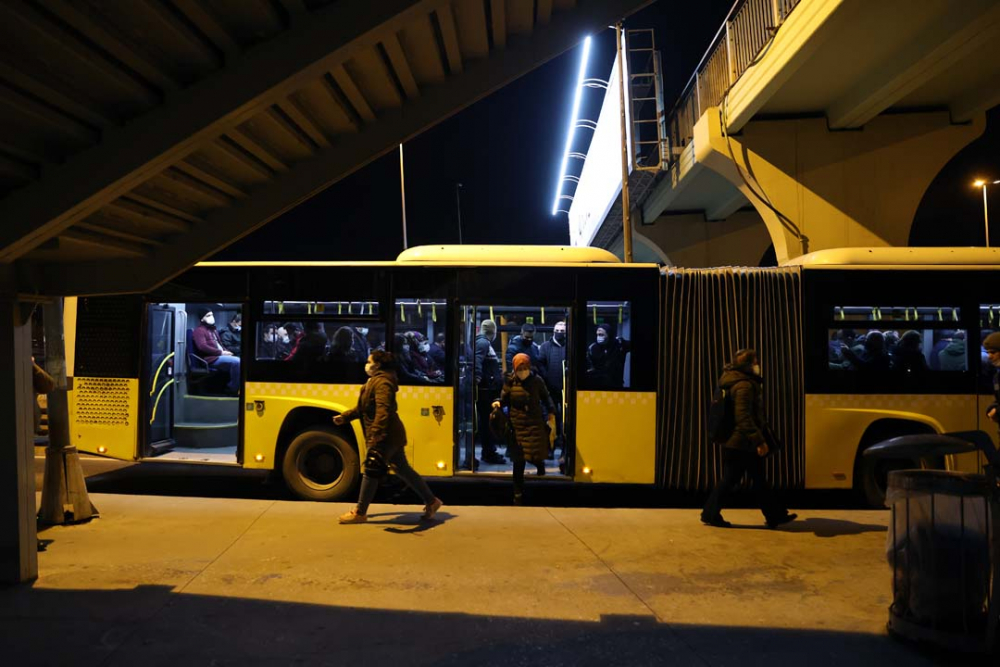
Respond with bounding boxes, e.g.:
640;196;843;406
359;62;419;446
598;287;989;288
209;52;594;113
806;394;972;410
245;382;451;401
578;391;652;406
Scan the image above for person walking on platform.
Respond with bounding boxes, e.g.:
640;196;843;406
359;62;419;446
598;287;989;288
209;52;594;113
701;348;796;529
335;350;442;524
494;353;556;505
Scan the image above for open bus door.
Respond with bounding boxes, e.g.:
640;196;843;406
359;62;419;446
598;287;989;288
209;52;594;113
145;304;175;456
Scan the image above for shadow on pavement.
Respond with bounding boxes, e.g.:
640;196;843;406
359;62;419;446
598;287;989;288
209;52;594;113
363;511;456;534
0;584;987;667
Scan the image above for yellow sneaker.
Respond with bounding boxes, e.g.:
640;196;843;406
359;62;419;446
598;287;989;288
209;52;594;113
422;498;443;520
338;509;367;524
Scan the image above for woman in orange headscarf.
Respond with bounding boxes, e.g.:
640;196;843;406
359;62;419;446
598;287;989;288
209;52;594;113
494;353;556;505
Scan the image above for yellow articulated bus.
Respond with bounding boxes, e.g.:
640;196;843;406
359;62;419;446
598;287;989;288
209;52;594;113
64;246;997;505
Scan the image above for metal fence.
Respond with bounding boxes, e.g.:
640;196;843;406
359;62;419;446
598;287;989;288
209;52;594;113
664;0;802;156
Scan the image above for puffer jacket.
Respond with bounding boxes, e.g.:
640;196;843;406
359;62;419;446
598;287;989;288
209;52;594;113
340;370;407;453
718;364;766;452
500;371;556;464
938;338;967;372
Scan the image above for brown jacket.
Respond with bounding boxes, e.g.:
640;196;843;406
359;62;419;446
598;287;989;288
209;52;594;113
341;371;407;453
718;366;766;452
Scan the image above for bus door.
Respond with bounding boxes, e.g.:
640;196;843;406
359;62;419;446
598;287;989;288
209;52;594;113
145;304;175;455
456;304;572;478
141;302;243;464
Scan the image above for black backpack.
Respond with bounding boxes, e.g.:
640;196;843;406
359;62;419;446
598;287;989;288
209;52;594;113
707;385;735;444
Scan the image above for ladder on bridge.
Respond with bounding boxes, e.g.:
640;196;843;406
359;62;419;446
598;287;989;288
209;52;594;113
626;28;667;172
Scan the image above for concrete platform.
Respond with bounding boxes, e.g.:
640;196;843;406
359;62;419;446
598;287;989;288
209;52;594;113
0;495;977;666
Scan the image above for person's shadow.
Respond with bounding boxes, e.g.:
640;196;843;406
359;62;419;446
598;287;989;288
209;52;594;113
365;511;455;534
731;517;886;538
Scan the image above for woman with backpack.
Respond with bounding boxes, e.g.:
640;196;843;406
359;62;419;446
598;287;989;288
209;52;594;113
493;353;556;505
701;348;797;529
335;350;443;524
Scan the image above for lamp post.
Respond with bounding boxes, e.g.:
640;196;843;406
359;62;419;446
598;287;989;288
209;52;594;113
973;179;1000;248
399;144;408;250
455;182;464;244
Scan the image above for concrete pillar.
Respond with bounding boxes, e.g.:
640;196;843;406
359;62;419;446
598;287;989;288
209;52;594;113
694;108;986;263
0;299;37;583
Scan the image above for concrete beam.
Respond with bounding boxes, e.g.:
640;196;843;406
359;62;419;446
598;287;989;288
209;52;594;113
827;2;1000;129
0;0;434;264
951;67;1000;123
29;0;655;296
704;188;749;222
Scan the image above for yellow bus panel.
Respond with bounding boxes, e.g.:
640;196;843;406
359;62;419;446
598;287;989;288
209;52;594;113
805;393;981;489
575;391;656;484
69;377;139;460
243;382;453;477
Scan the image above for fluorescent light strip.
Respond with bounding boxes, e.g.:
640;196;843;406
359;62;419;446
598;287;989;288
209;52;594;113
552;36;592;216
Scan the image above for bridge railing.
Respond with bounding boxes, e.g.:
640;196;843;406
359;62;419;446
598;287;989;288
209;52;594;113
666;0;801;158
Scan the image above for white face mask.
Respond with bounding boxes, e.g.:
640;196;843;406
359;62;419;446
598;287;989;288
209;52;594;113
419;342;430;353
752;364;761;376
515;369;530;381
596;334;607;344
231;324;241;332
203;314;215;326
365;362;377;376
358;327;369;337
281;335;290;344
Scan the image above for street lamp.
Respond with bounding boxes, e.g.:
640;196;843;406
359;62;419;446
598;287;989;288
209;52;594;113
973;178;1000;248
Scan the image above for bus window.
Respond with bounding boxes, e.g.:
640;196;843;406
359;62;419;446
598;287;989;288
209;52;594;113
393;300;448;385
828;328;968;373
980;304;1000;393
582;301;632;390
256;319;385;384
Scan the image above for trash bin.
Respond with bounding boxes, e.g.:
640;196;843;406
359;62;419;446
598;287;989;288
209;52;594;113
866;433;1000;653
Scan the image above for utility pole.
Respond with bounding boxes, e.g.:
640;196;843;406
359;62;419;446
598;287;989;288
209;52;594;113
399;143;408;250
616;21;634;263
455;182;464;244
39;298;97;525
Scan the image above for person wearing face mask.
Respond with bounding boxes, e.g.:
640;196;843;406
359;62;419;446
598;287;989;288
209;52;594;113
429;333;446;368
505;322;541;373
983;333;1000;426
220;313;242;354
494;353;556;504
474;320;505;466
192;308;241;393
586;325;632;389
335;350;443;524
407;332;442;381
701;348;796;529
351;325;371;361
538;321;567;461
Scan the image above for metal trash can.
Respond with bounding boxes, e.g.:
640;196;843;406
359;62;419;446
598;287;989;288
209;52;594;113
885;470;995;651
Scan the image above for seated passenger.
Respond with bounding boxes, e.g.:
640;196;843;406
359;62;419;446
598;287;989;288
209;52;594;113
394;333;431;384
429;333;446;368
192;308;240;393
220;313;242;354
329;326;359;363
938;331;967;371
840;330;889;372
258;324;287;359
407;331;442;380
586;325;632;389
281;322;304;361
288;321;327;365
891;330;928;373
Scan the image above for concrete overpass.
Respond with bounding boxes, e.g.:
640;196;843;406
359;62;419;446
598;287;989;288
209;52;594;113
570;0;1000;266
0;0;653;583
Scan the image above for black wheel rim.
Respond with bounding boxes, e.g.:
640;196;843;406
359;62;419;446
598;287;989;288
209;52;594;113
296;439;346;491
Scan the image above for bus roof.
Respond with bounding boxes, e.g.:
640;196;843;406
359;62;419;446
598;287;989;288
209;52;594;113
783;247;1000;269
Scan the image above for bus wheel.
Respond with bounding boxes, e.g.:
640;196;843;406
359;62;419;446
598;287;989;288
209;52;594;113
282;428;359;501
856;453;942;509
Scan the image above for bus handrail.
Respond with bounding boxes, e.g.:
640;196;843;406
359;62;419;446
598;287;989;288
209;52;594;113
149;378;175;425
150;351;175;396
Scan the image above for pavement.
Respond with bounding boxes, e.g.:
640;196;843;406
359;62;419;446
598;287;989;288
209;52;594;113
1;493;978;666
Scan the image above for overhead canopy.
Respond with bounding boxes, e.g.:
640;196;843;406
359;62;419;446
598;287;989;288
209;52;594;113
0;0;651;297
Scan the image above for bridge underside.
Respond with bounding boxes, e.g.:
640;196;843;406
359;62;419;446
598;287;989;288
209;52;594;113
0;0;651;298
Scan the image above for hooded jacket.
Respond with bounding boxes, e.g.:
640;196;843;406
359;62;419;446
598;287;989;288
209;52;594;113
718;364;766;452
340;370;407;452
500;370;556;464
938;338;967;372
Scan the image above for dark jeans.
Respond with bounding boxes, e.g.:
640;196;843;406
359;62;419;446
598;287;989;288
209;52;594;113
702;447;786;522
357;446;435;515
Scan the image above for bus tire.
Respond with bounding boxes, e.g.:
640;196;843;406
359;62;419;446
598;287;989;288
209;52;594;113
282;427;359;501
855;451;943;509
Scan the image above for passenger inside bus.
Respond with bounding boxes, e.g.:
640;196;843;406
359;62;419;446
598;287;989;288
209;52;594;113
829;328;968;372
586;325;632;389
191;308;240;393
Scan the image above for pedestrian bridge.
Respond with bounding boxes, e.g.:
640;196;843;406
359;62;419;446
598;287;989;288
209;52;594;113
569;0;1000;266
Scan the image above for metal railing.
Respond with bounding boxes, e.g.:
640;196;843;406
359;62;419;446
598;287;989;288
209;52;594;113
664;0;802;159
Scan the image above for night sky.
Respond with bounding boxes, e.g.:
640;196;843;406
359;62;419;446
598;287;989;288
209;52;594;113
214;0;1000;263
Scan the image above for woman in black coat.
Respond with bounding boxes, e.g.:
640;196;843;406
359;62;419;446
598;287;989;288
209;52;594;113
494;353;556;504
701;348;796;529
335;350;442;523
